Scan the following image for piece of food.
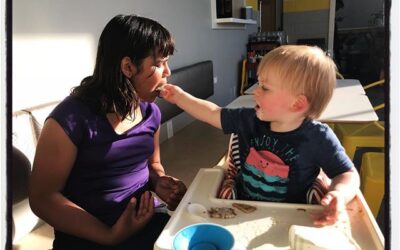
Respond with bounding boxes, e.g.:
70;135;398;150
208;207;237;219
232;202;257;213
155;85;165;98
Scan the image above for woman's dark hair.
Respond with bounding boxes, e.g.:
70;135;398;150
71;14;175;119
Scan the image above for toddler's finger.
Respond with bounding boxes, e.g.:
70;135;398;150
321;193;334;206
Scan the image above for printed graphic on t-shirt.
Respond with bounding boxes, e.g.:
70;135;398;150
241;147;290;201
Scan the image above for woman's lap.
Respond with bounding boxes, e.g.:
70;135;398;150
52;212;170;250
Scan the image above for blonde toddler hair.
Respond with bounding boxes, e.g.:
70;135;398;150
257;45;337;119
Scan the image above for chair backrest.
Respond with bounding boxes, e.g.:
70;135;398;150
364;79;385;120
336;71;344;79
12;147;31;205
155;61;214;123
363;79;384;90
12;101;59;164
239;59;248;95
12;101;59;243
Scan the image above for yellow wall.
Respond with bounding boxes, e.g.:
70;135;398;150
246;0;258;10
283;0;330;13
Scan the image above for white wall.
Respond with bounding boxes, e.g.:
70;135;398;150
12;0;256;112
13;0;257;141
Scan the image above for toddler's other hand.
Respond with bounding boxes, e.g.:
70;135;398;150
312;190;346;226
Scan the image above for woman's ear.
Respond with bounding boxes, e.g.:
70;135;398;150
121;56;137;78
291;94;309;113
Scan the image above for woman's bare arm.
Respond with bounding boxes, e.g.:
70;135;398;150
148;128;186;210
29;119;117;245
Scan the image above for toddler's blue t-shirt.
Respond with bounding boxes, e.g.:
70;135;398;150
221;107;353;203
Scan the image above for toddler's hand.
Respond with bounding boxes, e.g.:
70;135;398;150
312;190;346;226
158;84;183;104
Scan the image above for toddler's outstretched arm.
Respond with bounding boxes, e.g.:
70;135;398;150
160;84;222;129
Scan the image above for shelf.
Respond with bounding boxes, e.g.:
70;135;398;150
210;0;258;29
216;18;257;24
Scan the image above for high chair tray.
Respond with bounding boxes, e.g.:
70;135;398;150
154;168;384;250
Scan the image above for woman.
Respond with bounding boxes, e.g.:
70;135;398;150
29;14;187;250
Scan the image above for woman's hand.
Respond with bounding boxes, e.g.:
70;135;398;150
154;176;187;210
110;191;154;244
312;190;346;226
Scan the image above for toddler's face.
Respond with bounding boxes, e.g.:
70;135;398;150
254;72;297;122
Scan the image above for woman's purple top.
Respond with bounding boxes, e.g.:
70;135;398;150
48;96;161;226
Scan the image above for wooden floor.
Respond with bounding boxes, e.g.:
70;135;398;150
160;120;230;187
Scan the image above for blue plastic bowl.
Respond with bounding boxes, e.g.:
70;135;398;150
173;223;234;250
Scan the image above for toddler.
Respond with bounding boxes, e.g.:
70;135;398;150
160;45;360;225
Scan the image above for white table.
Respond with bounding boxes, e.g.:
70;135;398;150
154;168;384;250
320;94;378;122
230;80;378;123
244;79;366;95
335;79;366;95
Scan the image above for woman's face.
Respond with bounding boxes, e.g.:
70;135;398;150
132;52;171;102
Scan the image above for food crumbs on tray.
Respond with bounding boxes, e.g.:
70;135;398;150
208;207;236;219
296;208;306;212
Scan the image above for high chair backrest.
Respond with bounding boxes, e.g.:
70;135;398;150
217;134;240;199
